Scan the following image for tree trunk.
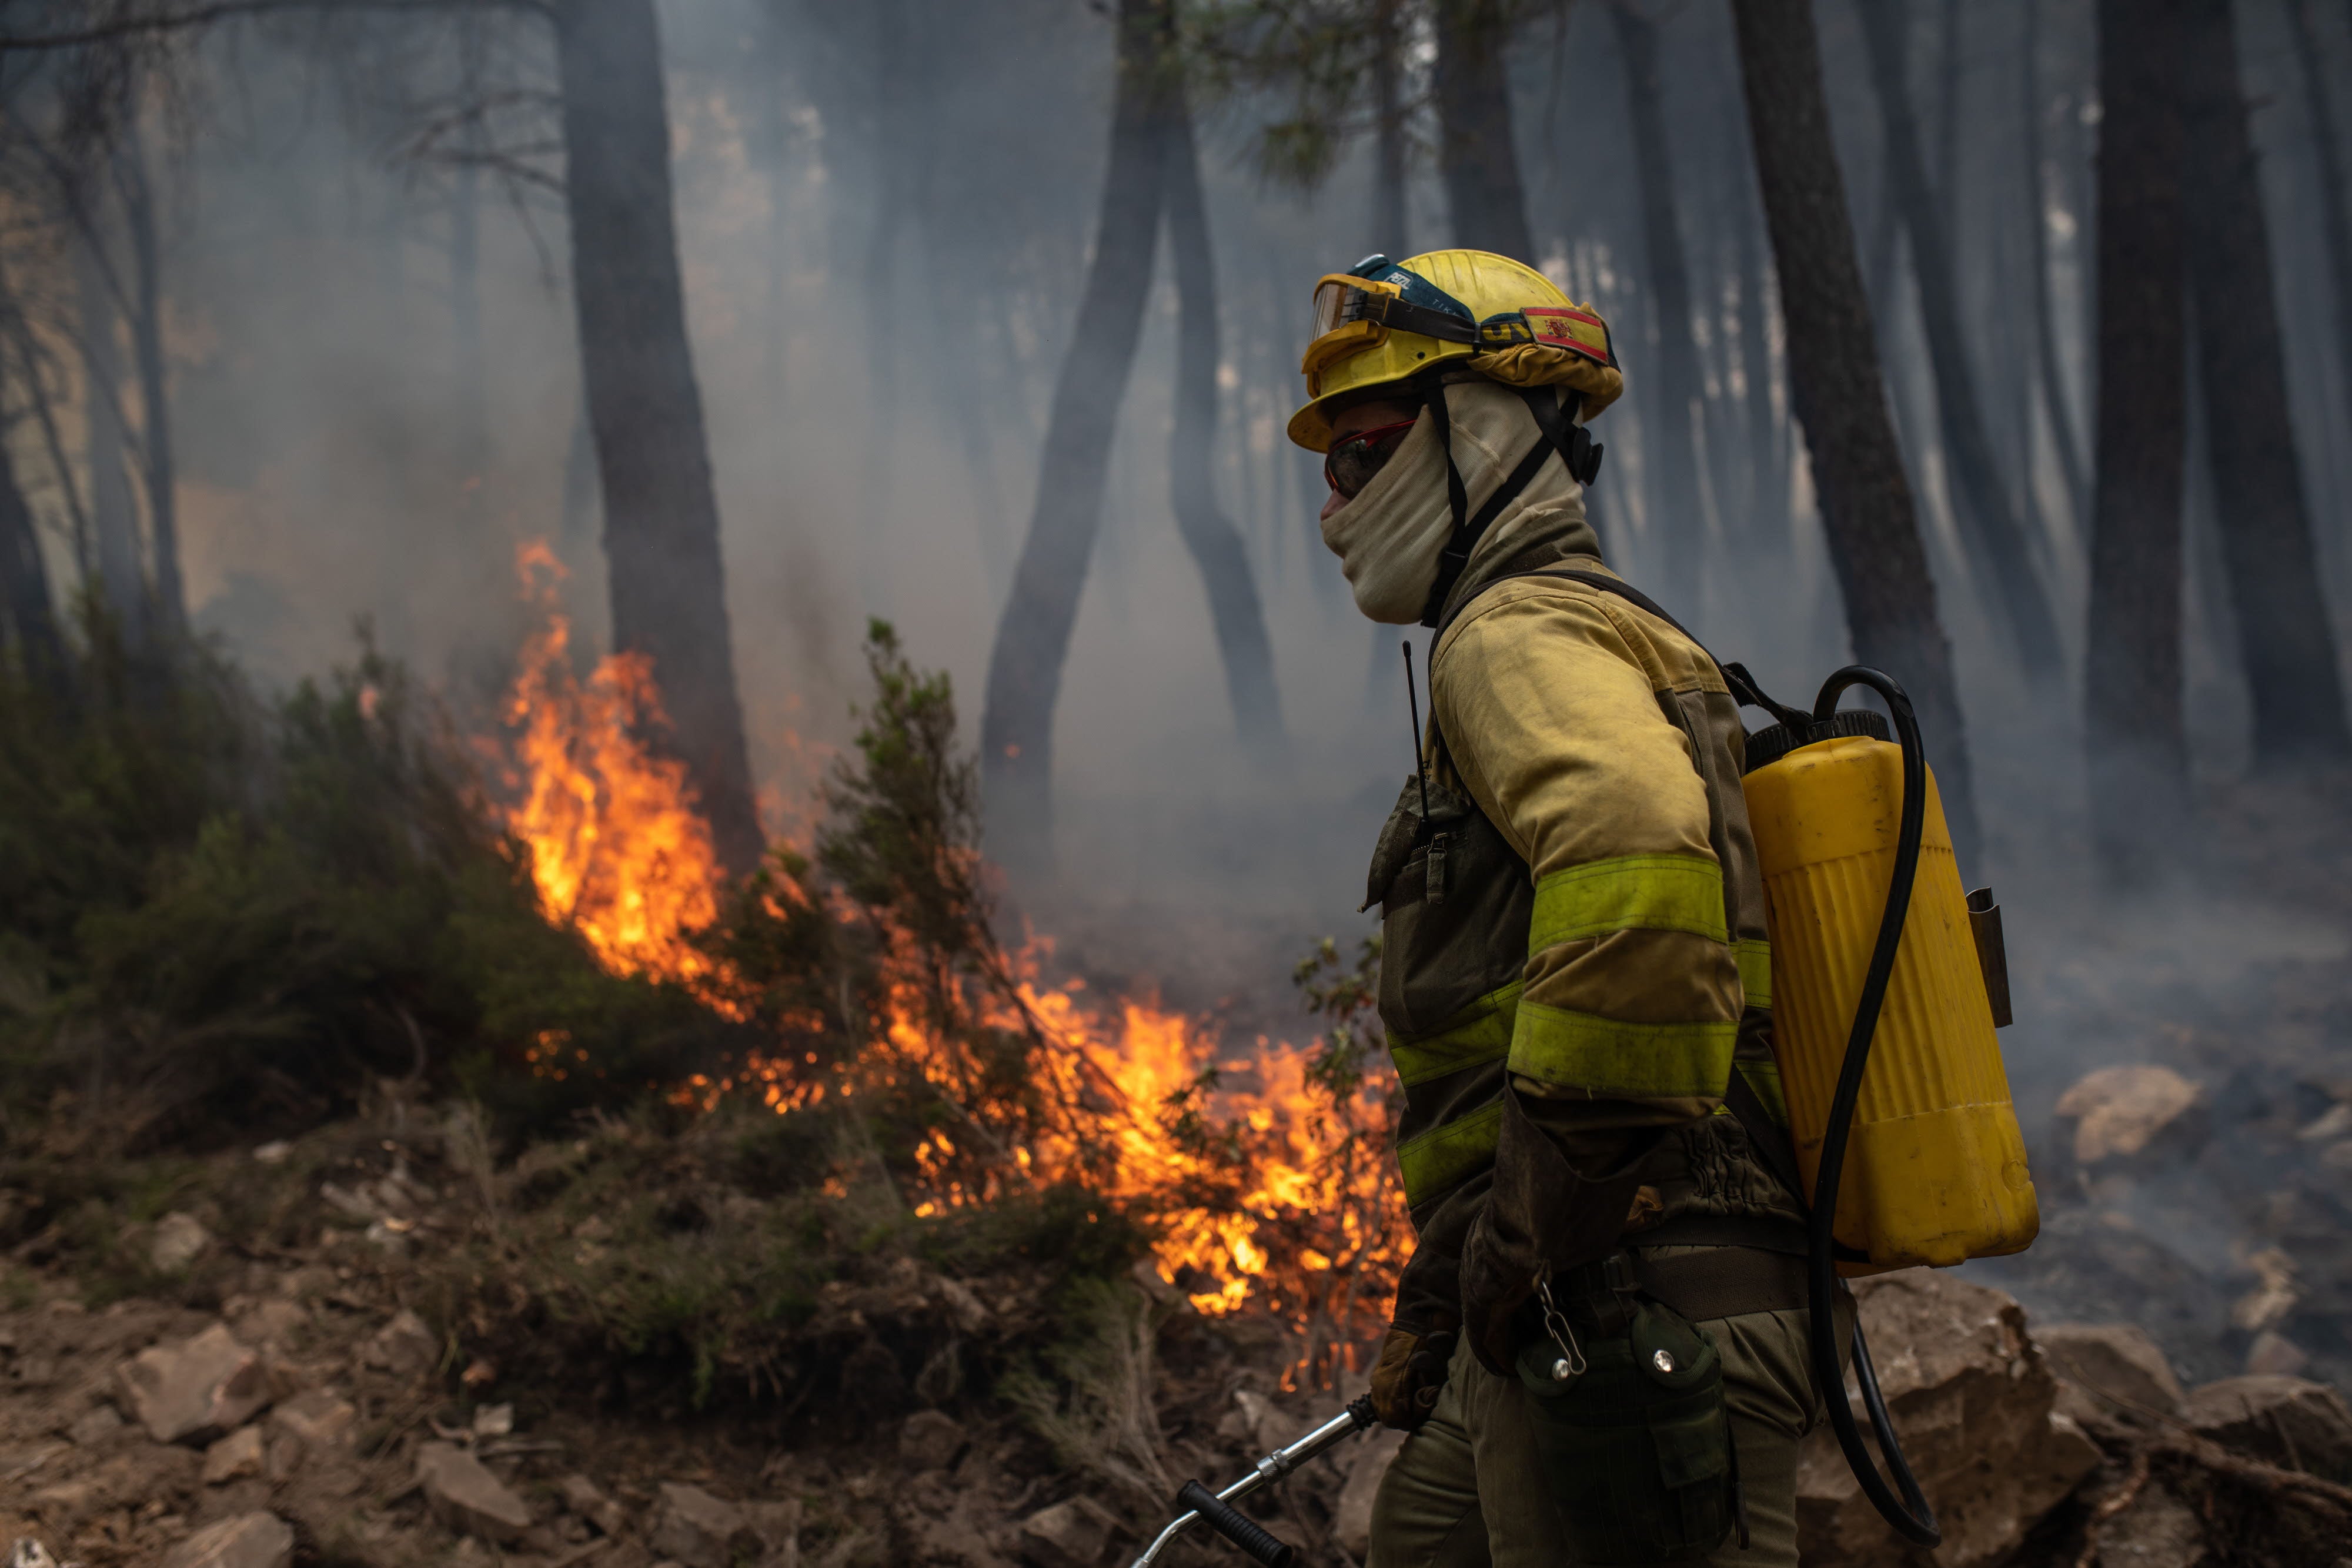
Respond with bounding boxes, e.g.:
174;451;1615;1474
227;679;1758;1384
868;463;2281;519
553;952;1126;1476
1434;0;1534;259
1935;0;1962;228
75;230;143;647
2084;0;2190;882
0;421;65;686
1728;0;1982;870
116;126;182;637
1611;2;1707;616
1371;0;1409;254
452;15;487;455
1733;178;1785;539
2181;0;2351;763
553;0;765;875
1856;0;2064;681
979;0;1172;868
1164;90;1287;763
2022;0;2089;529
2287;0;2352;463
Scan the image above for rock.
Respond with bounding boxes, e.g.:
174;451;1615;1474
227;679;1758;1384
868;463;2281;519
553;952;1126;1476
2183;1375;2352;1480
560;1473;630;1537
229;1299;309;1349
151;1212;212;1273
1796;1271;2102;1568
900;1410;967;1472
161;1512;296;1568
116;1323;270;1444
649;1483;761;1568
203;1426;266;1485
270;1388;355;1450
1331;1427;1406;1560
361;1309;436;1376
471;1402;513;1439
744;1497;804;1561
2054;1065;2207;1169
2229;1247;2300;1336
416;1440;534;1542
1228;1389;1286;1453
66;1403;123;1446
252;1140;292;1165
1018;1497;1120;1568
2084;1480;2210;1567
2244;1330;2310;1378
2038;1322;2187;1427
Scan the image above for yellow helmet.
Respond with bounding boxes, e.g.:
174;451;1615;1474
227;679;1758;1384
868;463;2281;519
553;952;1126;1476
1287;248;1625;452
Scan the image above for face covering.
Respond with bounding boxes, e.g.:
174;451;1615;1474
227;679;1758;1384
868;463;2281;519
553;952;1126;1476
1318;382;1591;625
1319;413;1453;624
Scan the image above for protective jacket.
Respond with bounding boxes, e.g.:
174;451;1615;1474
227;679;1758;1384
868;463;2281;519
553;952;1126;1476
1363;391;1804;1355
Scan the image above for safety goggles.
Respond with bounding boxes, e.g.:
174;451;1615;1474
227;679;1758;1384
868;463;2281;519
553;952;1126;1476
1324;418;1419;500
1301;260;1482;382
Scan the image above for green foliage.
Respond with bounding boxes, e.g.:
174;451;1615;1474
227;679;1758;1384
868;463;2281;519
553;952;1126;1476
1294;932;1382;1099
0;629;734;1151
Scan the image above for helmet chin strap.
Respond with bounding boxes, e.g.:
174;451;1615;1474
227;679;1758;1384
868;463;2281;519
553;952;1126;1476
1415;380;1595;629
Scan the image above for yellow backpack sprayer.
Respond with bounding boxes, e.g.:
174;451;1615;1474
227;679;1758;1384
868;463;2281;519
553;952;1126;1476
1728;660;2037;1547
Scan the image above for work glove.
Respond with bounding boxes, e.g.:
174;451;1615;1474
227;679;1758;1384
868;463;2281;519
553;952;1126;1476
1368;1321;1459;1432
1458;1086;1653;1376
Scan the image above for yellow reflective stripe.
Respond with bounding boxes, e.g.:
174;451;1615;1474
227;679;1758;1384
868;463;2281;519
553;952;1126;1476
1733;938;1772;1011
1387;984;1522;1086
1528;854;1729;951
1735;1058;1789;1129
1395;1098;1504;1206
1506;1000;1738;1098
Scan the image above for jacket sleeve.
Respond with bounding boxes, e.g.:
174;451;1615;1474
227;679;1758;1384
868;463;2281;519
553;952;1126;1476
1431;585;1744;1119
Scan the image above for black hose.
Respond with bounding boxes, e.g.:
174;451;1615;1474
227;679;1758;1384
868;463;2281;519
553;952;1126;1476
1805;667;1942;1548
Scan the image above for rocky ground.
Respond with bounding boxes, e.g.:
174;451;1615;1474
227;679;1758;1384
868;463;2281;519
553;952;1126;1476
4;1104;2351;1568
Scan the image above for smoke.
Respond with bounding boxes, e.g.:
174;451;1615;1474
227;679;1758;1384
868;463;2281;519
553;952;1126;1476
35;0;2352;1379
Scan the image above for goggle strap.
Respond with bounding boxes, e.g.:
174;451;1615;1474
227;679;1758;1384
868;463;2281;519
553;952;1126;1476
1351;290;1481;345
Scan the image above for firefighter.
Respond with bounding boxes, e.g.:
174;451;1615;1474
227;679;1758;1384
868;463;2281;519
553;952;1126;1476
1296;250;1839;1567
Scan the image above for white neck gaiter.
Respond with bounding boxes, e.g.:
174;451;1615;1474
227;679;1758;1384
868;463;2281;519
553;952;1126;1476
1317;381;1590;624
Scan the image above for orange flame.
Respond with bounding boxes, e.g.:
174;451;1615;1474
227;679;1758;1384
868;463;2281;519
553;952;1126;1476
494;543;1406;1366
500;541;726;988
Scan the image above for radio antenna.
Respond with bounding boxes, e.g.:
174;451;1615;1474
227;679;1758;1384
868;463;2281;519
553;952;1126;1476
1402;641;1432;821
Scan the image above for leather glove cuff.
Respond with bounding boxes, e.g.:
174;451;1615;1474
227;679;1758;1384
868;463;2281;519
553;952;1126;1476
1368;1321;1459;1432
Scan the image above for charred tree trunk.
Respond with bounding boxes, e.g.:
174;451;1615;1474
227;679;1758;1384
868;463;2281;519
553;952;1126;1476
0;426;64;686
2181;0;2351;763
2023;0;2089;529
553;0;764;875
1165;91;1287;763
1612;2;1707;615
1434;0;1534;259
75;232;143;648
1733;178;1783;537
2085;0;2190;881
1728;0;1982;868
1371;0;1409;253
116;128;181;637
980;0;1172;867
1856;0;2064;681
2287;0;2352;453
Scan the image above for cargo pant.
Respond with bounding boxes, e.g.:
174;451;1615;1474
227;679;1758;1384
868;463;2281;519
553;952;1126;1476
1367;1271;1842;1568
